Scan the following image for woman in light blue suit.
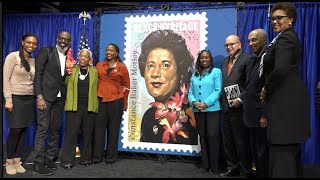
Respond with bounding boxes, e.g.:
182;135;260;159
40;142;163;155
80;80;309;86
188;50;222;175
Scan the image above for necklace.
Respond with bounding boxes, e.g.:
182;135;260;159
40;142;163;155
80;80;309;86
108;61;117;68
79;68;89;80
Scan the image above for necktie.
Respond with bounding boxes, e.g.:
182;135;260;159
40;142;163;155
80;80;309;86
227;57;235;76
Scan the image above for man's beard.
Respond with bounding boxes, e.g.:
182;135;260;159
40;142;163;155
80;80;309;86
57;45;69;54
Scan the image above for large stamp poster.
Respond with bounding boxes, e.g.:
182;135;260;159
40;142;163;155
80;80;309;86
121;12;207;155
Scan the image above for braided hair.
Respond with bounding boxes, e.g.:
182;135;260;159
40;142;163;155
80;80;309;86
19;33;38;72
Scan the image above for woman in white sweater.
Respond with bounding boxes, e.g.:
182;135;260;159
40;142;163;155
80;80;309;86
3;32;38;175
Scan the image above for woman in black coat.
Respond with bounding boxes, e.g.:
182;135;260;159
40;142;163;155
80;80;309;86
260;2;310;178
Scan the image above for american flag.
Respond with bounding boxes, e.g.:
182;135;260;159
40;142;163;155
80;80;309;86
78;24;90;52
264;2;271;44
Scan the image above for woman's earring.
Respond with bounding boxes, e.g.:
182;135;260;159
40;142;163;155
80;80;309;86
180;75;184;84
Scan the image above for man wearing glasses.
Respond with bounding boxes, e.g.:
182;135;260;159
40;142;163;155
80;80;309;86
33;31;72;175
219;35;253;178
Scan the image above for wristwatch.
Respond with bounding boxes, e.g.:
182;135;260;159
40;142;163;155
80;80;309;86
37;94;44;101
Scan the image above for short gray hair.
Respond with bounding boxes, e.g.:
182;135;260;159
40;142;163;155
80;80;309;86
255;29;267;40
78;48;92;58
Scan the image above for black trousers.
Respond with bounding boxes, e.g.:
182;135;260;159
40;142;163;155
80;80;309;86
61;99;95;164
92;98;124;163
6;128;27;159
33;97;64;164
195;111;221;171
249;127;268;178
223;109;251;173
269;143;303;178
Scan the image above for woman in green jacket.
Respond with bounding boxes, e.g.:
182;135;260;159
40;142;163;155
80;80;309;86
60;48;99;169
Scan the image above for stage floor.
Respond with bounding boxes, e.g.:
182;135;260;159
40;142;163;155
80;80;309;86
2;147;320;178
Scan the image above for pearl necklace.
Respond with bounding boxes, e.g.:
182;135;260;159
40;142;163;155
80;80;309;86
79;68;89;80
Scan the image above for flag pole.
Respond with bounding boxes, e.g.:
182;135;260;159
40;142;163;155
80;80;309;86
78;11;91;52
266;2;271;44
267;2;271;19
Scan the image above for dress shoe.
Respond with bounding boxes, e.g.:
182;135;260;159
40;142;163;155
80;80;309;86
33;163;53;176
105;161;115;166
61;163;73;170
45;159;57;170
219;168;240;177
105;158;115;164
79;160;93;166
208;169;218;175
92;157;102;165
92;161;102;165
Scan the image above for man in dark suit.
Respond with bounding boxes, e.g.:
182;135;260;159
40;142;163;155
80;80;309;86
219;35;252;177
240;29;269;178
33;31;72;175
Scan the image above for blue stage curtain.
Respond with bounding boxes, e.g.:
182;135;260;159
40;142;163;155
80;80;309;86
237;3;270;54
238;2;320;165
2;12;95;148
295;2;320;166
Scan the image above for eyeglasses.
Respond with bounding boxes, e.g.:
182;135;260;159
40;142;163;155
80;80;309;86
271;15;288;22
224;42;239;48
58;36;71;42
